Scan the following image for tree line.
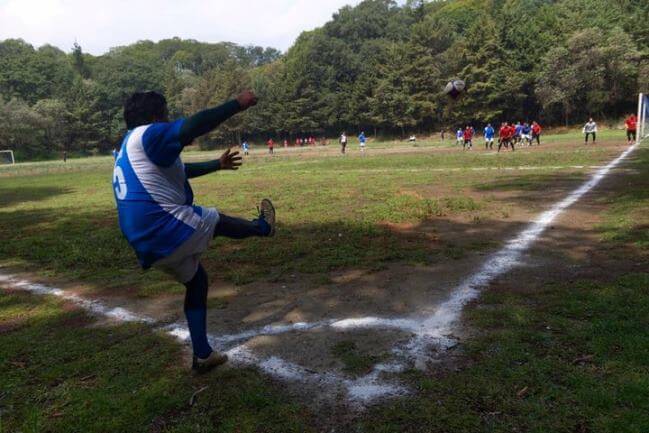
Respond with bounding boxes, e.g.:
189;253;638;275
0;0;647;159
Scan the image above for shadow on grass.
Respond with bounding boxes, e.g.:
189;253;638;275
2;146;649;433
0;185;72;207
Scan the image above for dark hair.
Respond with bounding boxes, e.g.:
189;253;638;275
124;91;168;129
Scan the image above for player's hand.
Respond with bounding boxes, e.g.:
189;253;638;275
236;90;258;110
219;148;243;170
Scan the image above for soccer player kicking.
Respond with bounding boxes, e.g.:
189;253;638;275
113;90;276;373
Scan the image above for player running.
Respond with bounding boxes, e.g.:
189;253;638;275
583;118;597;144
484;123;495;150
625;114;637;145
242;140;249;156
456;128;463;146
113;90;276;373
267;138;274;154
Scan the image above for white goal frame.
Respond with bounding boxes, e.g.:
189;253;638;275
0;150;15;165
637;93;649;144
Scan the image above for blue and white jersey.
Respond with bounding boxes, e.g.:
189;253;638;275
113;120;206;269
484;126;495;139
456;129;463;139
358;133;366;144
514;124;523;135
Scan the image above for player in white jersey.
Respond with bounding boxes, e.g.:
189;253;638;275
113;90;275;373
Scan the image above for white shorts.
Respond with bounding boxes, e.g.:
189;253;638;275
522;134;531;140
360;142;366;147
485;138;494;143
154;207;220;283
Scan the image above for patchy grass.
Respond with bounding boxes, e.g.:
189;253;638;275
358;273;649;433
331;340;387;376
0;292;314;433
2;133;647;432
0;134;623;297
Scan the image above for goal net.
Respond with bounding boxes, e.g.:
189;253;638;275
637;93;649;144
0;150;15;165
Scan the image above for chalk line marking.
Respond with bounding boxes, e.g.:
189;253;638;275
0;143;638;404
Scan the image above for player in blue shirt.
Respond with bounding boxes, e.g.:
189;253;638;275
113;90;275;373
514;122;523;144
484;124;495;150
358;131;367;153
242;140;249;156
521;123;532;146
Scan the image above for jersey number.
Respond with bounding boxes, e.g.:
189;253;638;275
113;166;128;200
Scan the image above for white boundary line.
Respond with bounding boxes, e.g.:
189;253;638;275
0;143;638;404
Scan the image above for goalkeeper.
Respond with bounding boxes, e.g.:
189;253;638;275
112;90;276;373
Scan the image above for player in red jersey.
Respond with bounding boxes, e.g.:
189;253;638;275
531;121;542;146
625;114;637;145
463;126;474;150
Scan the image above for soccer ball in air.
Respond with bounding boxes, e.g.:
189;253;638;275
444;79;466;100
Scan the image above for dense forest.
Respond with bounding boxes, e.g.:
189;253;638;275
1;0;648;159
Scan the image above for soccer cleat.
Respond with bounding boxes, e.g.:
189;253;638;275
192;351;228;374
257;198;276;237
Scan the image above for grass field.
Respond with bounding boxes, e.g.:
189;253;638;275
2;130;649;432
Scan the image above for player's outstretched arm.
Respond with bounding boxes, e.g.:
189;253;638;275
185;148;242;179
179;90;258;146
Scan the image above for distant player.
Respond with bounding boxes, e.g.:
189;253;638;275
267;138;274;154
508;123;517;151
583;118;597;144
521;123;532;146
531;121;542;145
242;140;249;156
283;139;288;148
340;132;348;154
113;90;275;373
514;121;523;144
358;131;367;153
484;123;495;150
498;122;515;152
463;126;473;150
456;128;463;146
498;122;508;152
625;114;637;145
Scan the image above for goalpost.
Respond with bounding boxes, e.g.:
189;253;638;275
0;150;15;165
637;93;649;144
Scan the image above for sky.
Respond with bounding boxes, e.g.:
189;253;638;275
0;0;364;54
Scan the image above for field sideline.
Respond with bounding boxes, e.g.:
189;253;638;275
1;131;649;432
